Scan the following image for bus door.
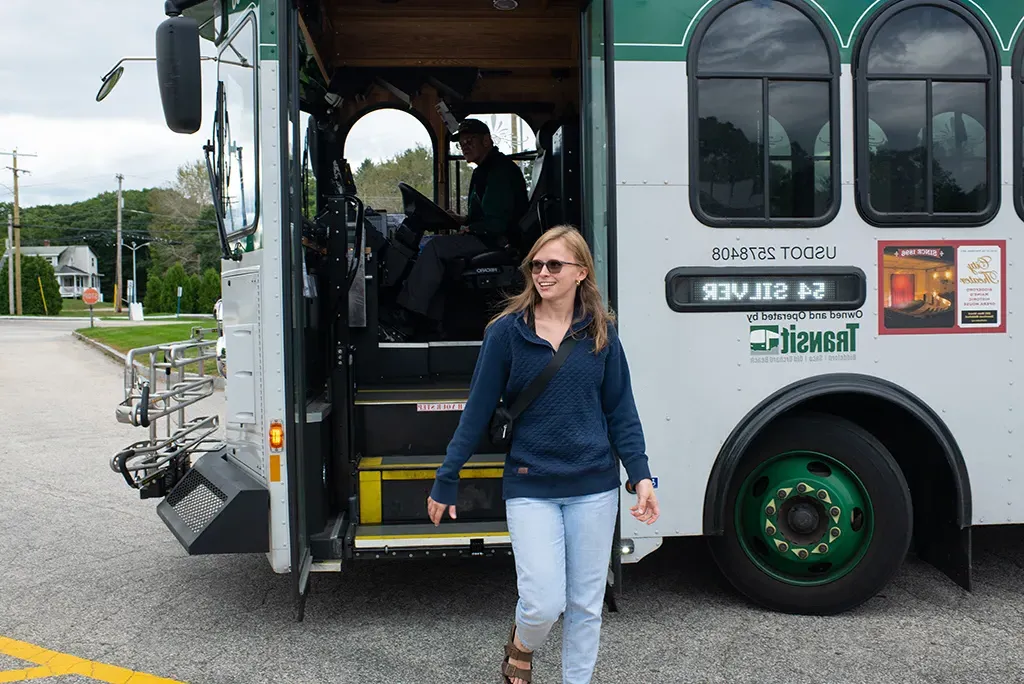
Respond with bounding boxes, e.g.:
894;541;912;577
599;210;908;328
580;0;622;605
280;0;314;620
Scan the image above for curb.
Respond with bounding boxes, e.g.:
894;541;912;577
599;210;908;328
73;331;130;366
0;315;72;322
72;331;226;390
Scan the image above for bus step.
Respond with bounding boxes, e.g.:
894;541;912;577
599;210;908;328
355;383;503;456
354;382;470;407
352;521;511;559
357;454;506;525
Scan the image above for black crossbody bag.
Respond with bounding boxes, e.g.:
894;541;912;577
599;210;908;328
489;336;578;451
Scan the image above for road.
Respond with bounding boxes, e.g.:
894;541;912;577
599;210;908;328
2;317;1024;683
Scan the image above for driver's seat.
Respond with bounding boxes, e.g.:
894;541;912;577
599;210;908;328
454;242;519;290
454;127;558;290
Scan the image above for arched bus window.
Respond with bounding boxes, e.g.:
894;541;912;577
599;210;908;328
343;108;435;214
447;113;537;214
854;0;999;225
688;0;840;227
1015;31;1024;222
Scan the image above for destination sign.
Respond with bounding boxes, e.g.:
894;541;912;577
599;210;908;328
665;267;866;313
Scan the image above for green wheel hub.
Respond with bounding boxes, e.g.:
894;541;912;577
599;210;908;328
735;451;874;586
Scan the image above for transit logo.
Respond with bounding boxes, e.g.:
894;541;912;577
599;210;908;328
749;322;859;360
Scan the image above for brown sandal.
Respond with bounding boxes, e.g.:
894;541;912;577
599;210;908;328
501;624;533;683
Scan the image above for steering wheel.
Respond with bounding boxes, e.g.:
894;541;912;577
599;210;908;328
398;182;459;233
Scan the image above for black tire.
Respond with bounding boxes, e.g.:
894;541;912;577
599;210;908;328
709;411;912;615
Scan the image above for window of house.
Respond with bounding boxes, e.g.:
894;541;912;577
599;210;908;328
855;0;998;225
688;0;840;227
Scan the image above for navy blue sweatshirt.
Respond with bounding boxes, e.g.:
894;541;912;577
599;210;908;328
430;309;652;505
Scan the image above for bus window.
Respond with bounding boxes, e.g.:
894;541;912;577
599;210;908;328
219;12;258;236
688;0;839;227
855;1;998;224
447;113;536;215
343;108;435;215
1015;31;1024;222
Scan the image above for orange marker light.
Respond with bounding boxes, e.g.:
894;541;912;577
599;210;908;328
269;421;284;451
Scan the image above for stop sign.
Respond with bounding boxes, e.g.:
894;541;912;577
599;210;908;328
82;288;100;306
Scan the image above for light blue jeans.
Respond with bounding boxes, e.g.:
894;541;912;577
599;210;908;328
505;487;619;684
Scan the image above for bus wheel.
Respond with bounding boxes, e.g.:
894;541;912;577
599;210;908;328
710;412;912;615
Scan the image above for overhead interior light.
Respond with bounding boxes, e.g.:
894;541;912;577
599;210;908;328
493;0;518;9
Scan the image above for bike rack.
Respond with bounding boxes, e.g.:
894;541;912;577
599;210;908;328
111;325;225;497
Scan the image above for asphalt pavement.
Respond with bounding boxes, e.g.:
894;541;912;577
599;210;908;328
2;316;1023;683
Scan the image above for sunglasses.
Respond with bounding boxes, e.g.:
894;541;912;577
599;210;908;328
528;259;582;274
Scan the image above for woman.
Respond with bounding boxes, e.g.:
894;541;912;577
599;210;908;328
427;225;659;684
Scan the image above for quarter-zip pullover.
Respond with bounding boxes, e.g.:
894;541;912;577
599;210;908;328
430;309;652;505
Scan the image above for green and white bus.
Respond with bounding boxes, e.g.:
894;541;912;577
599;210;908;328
101;0;1024;617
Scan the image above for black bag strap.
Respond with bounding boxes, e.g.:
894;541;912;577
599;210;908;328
508;335;578;420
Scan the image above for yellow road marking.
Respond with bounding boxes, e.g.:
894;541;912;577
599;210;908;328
0;637;184;683
0;666;54;681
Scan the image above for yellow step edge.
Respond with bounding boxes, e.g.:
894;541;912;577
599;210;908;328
355;532;509;540
382;468;503;481
356;387;470;393
358;456;505;469
358;471;383;524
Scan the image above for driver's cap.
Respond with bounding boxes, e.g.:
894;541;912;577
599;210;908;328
452;118;490;141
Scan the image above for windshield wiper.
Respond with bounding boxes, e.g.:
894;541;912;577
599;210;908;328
205;81;239;261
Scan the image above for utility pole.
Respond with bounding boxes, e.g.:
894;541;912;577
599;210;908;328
2;149;36;315
6;215;13;315
115;173;124;313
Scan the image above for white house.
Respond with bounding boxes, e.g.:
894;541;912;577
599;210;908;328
13;243;103;299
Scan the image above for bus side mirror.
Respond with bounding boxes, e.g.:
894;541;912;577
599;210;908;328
155;15;202;134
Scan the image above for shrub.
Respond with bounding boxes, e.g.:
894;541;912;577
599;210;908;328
144;273;165;313
0;256;63;315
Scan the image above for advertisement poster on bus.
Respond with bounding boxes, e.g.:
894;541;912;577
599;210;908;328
877;240;1006;335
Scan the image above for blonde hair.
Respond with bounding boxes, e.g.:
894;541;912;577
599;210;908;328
489;225;614;352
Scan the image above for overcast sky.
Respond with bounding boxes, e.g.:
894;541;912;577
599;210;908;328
0;1;430;209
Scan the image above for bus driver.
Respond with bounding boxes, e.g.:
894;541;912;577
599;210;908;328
392;118;529;336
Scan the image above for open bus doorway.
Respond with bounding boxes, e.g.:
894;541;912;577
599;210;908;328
288;0;608;576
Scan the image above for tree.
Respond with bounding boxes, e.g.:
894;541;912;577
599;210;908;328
16;189;157;304
352;144;434;213
162;263;188;313
197;268;221;313
144;272;165;313
182;274;201;313
148;160;220;276
0;256;62;315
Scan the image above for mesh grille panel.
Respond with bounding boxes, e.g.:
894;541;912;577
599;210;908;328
167;469;227;535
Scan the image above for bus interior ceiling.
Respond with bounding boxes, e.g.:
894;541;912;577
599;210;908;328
298;0;583;184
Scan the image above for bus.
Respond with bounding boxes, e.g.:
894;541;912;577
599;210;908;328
100;0;1024;618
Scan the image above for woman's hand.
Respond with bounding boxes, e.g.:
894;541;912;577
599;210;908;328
630;479;660;525
427;496;457;526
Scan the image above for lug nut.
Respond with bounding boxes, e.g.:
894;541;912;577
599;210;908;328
831;527;841;538
798;549;808;559
765;506;776;516
777;489;788;499
766;525;776;536
817;490;827;500
818;544;828;553
797;483;807;493
830;506;840;517
778;542;789;552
